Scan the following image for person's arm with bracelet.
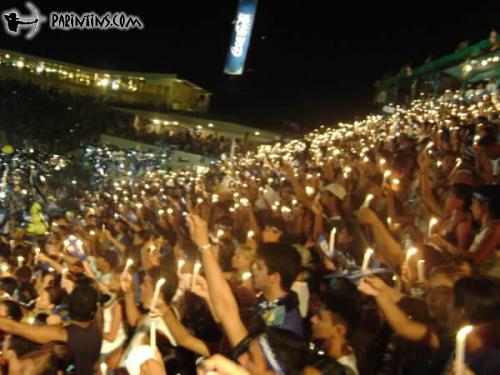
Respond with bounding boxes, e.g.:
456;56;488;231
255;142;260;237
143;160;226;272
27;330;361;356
187;215;248;347
120;272;141;328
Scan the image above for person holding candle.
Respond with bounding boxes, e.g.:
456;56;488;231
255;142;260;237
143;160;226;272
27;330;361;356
187;214;308;374
426;184;474;255
118;265;179;370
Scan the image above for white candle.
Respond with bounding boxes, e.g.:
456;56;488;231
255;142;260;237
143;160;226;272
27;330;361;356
100;362;108;375
123;258;134;275
247;230;255;239
150;278;166;311
361;248;374;272
362;194;374;209
191;261;202;290
455;325;473;375
241;271;252;281
34;247;40;263
177;259;186;273
150;320;157;348
329;227;336;256
417;260;426;283
17;256;24;268
404;247;418;266
387;216;392;229
428;217;439;236
382;170;392;187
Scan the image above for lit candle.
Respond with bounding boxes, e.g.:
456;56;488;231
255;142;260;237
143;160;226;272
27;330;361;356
0;263;8;274
417;260;426;283
34;247;41;263
455;325;473;375
123;258;134;275
191;261;202;290
404;247;418;266
305;186;315;196
150;320;157;348
362;193;374;209
17;256;24;268
361;248;374;272
428;217;439;236
62;266;69;279
150;278;166;311
387;216;392;229
247;230;255;239
329;227;336;256
241;271;252;281
382;170;392;187
177;259;185;273
100;362;108;375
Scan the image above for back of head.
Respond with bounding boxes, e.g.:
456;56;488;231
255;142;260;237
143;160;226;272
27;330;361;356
0;299;22;321
265;327;308;375
454;276;500;324
68;282;98;322
99;250;119;270
322;287;362;339
258;243;301;291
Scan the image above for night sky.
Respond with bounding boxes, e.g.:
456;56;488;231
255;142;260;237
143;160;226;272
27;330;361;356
1;0;499;131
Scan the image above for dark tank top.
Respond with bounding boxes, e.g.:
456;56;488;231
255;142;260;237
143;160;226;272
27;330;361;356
66;322;102;375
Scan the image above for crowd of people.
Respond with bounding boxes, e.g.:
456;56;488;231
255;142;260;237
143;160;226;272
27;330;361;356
125;122;259;158
0;85;497;375
0;80;132;153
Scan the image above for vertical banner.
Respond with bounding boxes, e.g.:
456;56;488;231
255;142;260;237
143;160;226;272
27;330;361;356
224;0;258;75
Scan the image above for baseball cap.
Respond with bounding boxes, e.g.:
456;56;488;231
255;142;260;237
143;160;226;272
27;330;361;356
321;183;347;201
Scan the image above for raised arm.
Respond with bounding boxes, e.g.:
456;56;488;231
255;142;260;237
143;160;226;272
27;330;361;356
187;215;248;347
158;303;210;357
120;272;142;327
0;317;67;345
358;277;439;350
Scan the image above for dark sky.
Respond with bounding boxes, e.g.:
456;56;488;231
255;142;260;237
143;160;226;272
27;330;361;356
1;0;499;131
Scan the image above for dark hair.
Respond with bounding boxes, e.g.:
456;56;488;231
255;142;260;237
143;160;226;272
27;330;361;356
45;286;64;306
14;266;32;284
454;276;500;324
17;282;38;309
99;250;119;270
450;183;473;211
477;135;497;148
473;185;500;220
308;357;348;375
0;300;22;321
322;286;362;338
67;282;98;322
257;244;301;291
0;276;18;296
265;327;308;375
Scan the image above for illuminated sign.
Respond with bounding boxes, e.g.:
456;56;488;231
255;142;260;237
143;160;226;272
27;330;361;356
224;0;258;75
